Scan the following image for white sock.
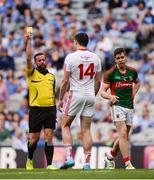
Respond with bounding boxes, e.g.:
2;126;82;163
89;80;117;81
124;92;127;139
84;152;91;164
107;153;114;161
65;144;73;161
125;160;131;166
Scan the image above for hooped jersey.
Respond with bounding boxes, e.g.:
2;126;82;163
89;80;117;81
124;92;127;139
104;65;139;109
64;49;101;96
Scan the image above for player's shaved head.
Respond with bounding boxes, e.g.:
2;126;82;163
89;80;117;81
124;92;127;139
75;32;89;47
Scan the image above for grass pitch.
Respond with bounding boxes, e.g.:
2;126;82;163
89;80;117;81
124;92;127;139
0;169;154;179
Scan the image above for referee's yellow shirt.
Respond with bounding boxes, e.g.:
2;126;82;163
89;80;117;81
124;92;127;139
27;68;56;107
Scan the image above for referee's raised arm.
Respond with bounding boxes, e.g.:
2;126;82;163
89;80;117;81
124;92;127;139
25;32;33;69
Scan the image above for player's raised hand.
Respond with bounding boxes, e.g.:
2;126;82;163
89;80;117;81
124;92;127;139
109;95;119;104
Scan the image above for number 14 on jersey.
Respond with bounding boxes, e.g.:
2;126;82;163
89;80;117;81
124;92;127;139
78;63;95;80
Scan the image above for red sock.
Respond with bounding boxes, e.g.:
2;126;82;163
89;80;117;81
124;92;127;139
110;150;117;158
124;156;130;163
84;153;91;164
107;150;117;160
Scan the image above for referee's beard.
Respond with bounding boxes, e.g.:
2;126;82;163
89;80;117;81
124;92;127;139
37;64;47;74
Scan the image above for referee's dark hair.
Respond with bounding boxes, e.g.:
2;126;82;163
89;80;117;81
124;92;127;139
75;32;89;47
34;52;45;62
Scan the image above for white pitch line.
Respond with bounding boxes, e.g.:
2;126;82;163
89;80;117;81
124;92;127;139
0;172;47;175
0;179;151;180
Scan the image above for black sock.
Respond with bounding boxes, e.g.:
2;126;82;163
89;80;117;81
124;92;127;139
27;142;37;160
45;142;54;166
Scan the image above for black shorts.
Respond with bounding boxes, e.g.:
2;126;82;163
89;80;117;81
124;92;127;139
29;106;56;133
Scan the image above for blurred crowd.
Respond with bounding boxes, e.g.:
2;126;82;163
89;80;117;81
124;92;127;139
0;0;154;151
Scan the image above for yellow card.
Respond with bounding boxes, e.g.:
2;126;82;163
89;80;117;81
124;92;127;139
26;27;33;33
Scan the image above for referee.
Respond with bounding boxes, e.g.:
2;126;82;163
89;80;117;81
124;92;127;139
25;32;57;170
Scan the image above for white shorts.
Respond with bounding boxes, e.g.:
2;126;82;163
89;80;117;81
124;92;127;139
63;91;95;117
111;105;134;126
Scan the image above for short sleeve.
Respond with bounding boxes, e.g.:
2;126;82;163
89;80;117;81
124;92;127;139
104;72;111;84
26;67;35;77
53;75;56;93
96;55;102;72
103;67;114;84
133;70;139;83
103;66;115;84
64;55;71;72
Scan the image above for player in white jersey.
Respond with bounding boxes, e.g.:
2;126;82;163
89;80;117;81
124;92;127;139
58;32;102;170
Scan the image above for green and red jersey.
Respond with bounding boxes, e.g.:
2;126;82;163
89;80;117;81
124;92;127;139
104;65;139;109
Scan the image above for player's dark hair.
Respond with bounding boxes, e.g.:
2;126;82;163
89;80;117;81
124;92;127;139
114;48;126;58
75;32;89;47
34;52;45;61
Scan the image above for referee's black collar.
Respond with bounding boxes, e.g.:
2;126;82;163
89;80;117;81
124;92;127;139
36;68;49;75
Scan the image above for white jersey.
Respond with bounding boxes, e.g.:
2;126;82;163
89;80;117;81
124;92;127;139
64;49;101;96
